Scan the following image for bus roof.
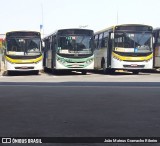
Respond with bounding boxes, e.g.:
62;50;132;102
6;31;41;37
6;30;40;34
95;24;153;35
43;28;94;40
153;28;160;31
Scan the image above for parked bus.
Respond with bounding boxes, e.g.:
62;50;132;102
4;31;43;75
94;24;153;74
153;28;160;69
43;28;94;74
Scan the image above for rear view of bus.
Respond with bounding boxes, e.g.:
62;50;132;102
4;31;43;75
43;29;94;74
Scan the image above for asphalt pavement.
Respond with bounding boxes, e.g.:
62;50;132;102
0;82;160;146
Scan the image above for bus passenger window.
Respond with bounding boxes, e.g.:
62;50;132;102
94;35;99;49
98;33;103;49
101;39;105;48
104;37;108;47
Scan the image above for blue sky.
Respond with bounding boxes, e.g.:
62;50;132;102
0;0;159;36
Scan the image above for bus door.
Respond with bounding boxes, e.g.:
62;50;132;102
154;42;160;68
94;34;101;69
107;32;113;68
51;36;56;69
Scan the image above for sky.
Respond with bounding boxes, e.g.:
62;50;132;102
0;0;160;37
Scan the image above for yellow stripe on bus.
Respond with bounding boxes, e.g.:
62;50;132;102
112;52;153;61
5;55;42;64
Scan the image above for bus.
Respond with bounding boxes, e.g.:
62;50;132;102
4;31;43;75
94;24;153;74
43;28;94;74
153;28;160;69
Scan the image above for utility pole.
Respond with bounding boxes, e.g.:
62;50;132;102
40;3;44;38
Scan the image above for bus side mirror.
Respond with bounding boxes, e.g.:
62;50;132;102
42;42;45;48
111;33;114;39
42;42;45;52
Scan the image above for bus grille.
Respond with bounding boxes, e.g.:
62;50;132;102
123;65;145;68
15;67;34;69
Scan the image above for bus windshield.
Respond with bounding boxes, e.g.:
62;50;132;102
6;37;41;55
57;35;93;54
114;32;152;52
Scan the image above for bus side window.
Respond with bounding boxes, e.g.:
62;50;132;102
101;39;105;48
94;35;99;49
89;37;95;51
103;31;109;48
51;36;55;51
52;36;57;50
98;33;103;49
49;37;52;51
104;37;108;48
101;37;108;48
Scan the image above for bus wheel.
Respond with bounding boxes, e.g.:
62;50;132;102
43;67;47;72
33;70;39;75
106;69;115;74
132;71;139;74
52;69;58;75
81;71;87;75
6;71;12;76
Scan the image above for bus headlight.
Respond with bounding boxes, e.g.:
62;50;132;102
57;57;66;64
113;56;122;61
145;58;152;62
86;58;93;64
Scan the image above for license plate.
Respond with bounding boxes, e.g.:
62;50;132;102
72;64;79;67
131;64;138;67
21;66;28;69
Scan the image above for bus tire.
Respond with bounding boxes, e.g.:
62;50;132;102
108;69;115;74
52;69;58;75
6;70;12;76
132;70;139;74
81;71;87;75
33;70;39;75
43;67;47;72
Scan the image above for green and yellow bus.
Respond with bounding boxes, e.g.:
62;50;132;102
43;28;94;74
